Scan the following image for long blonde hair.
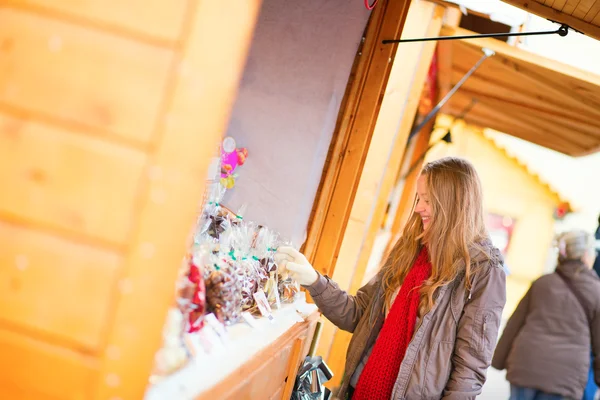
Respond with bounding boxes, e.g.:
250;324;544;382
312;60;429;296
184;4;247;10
381;157;490;314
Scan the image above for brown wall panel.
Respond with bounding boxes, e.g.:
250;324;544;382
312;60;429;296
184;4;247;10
0;327;99;400
9;0;189;43
0;221;121;350
0;113;146;245
0;8;173;145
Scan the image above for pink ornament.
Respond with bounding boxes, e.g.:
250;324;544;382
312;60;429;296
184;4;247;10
220;137;248;188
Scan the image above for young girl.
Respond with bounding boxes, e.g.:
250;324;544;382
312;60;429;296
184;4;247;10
276;157;506;399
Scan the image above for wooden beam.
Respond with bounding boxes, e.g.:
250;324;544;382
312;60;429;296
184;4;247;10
500;0;600;41
440;25;600;86
447;105;582;155
447;67;600;121
451;38;600;117
93;1;263;399
449;95;582;152
302;0;413;275
457;89;600;145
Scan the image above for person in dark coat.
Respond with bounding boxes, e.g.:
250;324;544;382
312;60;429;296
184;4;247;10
492;230;600;400
592;214;600;277
583;215;600;400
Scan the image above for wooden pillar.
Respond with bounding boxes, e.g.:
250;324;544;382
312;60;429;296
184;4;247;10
93;2;263;399
315;2;446;387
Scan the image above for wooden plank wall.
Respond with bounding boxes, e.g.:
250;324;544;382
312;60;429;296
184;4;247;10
0;1;262;399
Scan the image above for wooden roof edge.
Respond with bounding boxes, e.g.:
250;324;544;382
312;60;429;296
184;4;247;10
439;25;600;87
500;0;600;42
473;127;575;212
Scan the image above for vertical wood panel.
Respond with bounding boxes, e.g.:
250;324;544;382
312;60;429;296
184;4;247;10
93;1;263;398
0;8;173;145
0;114;146;245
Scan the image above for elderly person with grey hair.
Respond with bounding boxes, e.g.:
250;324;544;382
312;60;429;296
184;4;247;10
492;230;600;400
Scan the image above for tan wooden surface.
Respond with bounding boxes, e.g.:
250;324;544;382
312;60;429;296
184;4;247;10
0;327;98;399
6;0;189;45
197;311;319;400
0;221;121;351
0;113;146;247
0;8;172;147
0;0;262;398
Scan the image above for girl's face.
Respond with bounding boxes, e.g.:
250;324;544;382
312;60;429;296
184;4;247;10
415;175;432;230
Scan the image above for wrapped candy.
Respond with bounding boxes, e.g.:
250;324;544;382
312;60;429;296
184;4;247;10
195;183;229;243
252;227;280;309
187;254;207;333
226;223;265;311
204;255;243;325
230;203;248;227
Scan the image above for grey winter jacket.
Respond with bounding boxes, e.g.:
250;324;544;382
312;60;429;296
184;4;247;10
492;260;600;399
306;240;506;399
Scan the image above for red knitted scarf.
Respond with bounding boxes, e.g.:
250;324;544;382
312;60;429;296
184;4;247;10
352;246;432;400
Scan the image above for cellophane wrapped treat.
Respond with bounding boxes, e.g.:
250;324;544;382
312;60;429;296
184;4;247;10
195;183;229;243
228;223;264;311
203;230;243;325
252;227;280;310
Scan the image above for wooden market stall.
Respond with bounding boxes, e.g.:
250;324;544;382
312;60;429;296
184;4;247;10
0;1;261;399
8;0;599;398
0;0;416;399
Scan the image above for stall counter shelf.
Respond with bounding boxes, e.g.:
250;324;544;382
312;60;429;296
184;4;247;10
145;300;320;400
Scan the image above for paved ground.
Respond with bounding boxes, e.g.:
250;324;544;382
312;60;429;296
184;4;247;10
481;318;511;400
481;367;510;399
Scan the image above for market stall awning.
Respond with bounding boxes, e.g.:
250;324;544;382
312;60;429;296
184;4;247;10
501;0;600;41
439;26;600;156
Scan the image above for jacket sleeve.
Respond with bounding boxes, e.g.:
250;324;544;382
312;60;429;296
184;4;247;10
304;273;380;333
442;263;506;400
592;296;600;385
491;286;532;371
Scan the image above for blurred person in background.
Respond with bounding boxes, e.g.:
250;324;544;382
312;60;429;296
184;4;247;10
492;230;600;400
583;215;600;400
592;214;600;277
